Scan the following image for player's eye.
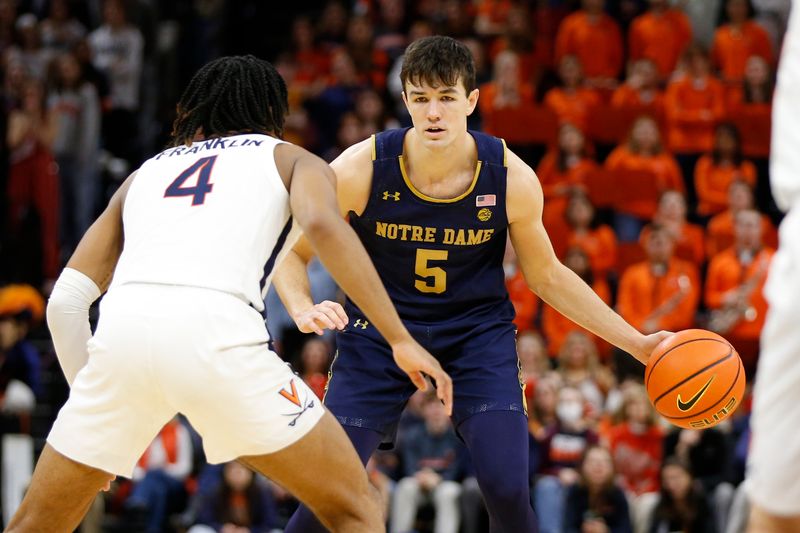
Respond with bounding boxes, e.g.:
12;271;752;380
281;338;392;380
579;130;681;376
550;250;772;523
414;97;427;103
441;96;455;101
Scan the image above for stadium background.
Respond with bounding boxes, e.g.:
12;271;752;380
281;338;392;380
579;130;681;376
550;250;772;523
0;0;791;531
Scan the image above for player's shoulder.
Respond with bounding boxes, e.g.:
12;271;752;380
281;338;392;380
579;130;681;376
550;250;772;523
334;136;376;166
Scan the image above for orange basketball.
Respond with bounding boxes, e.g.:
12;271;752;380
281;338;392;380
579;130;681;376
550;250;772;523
645;329;746;429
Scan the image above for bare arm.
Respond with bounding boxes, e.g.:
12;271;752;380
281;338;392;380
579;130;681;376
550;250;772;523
47;173;134;385
272;139;372;329
275;142;452;410
65;173;135;291
505;150;668;364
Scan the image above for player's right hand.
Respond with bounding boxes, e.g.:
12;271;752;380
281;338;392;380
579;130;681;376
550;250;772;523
293;300;348;335
391;339;453;416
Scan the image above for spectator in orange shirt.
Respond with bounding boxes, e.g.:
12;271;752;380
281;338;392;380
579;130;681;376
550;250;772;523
479;50;535;133
726;56;773;158
645;190;706;266
344;15;390;91
706;179;777;257
543;55;601;133
298;337;333;400
289;16;331;88
543;246;612;359
628;0;693;79
712;0;774;83
554;0;623;88
611;59;665;118
487;2;549;87
694;122;757;217
504;238;540;334
537;122;598;235
561;191;617;278
606;384;663;525
706;209;774;373
617;224;700;335
664;44;726;196
604;116;683;241
727;55;773;109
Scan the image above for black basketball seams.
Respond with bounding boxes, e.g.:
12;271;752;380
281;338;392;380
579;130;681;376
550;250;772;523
665;355;743;421
652;348;734;406
646;337;732;390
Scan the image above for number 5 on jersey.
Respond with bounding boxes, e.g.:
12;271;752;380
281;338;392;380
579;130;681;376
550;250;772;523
415;248;448;294
164;156;218;205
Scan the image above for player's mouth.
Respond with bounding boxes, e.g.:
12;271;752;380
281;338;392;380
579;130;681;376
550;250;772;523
425;126;446;137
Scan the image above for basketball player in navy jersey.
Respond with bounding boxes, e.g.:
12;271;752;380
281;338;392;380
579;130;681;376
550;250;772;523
5;56;451;533
277;36;671;532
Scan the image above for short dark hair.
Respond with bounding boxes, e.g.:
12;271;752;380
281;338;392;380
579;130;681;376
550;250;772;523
400;36;476;95
170;55;288;147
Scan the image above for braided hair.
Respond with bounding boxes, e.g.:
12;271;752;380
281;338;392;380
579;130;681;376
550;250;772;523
169;55;288;147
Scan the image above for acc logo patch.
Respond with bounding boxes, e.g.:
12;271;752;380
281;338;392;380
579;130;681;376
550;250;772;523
477;208;492;222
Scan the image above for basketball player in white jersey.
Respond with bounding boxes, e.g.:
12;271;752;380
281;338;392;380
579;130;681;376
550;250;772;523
5;55;452;533
746;4;800;532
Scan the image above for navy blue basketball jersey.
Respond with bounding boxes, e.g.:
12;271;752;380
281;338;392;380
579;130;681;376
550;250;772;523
347;128;515;323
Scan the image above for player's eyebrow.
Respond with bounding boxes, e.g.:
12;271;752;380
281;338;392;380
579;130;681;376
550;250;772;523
408;87;459;96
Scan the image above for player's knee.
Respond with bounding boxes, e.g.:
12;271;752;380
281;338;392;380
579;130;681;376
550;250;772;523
482;471;530;510
322;478;384;532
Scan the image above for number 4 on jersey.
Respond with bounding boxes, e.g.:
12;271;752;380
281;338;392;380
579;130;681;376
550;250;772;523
164;156;218;205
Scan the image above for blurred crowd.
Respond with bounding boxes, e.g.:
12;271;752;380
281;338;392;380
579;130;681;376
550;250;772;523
0;0;792;531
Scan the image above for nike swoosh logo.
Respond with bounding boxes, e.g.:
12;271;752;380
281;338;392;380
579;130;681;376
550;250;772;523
677;376;715;412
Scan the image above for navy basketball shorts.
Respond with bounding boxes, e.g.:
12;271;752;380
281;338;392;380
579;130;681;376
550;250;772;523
323;311;526;444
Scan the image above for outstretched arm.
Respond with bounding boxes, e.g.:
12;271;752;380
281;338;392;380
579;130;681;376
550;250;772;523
505;150;668;364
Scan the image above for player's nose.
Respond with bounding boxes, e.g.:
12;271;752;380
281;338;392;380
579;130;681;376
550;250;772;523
426;100;441;120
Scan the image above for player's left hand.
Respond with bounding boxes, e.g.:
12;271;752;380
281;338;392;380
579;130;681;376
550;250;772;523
293;300;348;335
636;330;674;364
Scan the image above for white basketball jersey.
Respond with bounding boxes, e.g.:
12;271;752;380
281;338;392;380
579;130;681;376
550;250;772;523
111;134;301;312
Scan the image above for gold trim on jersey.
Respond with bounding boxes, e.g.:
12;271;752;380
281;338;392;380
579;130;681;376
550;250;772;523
371;134;377;161
398;156;482;203
500;138;508;168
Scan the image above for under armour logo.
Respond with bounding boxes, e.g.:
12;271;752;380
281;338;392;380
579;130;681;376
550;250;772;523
382;191;400;201
353;319;369;329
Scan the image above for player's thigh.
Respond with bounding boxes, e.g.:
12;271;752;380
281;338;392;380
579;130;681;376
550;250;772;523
440;322;525;425
748;230;800;516
324;323;417;437
47;300;177;478
238;410;380;522
748;504;800;533
7;445;114;532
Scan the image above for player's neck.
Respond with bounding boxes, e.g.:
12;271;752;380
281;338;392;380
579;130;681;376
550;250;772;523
404;129;477;185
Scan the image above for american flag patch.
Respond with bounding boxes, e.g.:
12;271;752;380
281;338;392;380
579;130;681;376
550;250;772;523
476;194;496;207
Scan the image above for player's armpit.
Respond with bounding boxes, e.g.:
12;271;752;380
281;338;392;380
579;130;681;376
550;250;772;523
65;172;136;292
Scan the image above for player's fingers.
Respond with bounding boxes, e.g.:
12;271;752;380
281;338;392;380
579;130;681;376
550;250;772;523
408;371;428;392
317;305;346;330
299;317;324;336
431;367;453;416
323;301;349;326
310;312;336;331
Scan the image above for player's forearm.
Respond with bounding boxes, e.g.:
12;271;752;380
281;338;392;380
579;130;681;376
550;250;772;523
303;217;411;346
272;251;315;318
532;264;650;363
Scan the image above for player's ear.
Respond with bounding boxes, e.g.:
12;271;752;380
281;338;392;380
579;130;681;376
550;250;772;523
401;90;409;110
466;88;479;116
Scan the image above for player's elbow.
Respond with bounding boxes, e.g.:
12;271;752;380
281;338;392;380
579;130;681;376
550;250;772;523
523;261;560;295
298;210;345;247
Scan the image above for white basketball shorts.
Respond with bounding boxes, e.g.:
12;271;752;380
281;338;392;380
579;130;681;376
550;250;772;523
47;283;324;478
747;207;800;515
